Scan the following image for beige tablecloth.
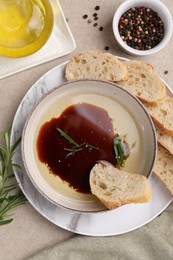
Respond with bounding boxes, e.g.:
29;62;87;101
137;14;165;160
0;0;173;259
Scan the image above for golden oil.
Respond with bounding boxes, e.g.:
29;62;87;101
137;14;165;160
0;0;53;57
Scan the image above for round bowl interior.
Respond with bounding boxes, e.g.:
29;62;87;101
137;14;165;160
22;80;157;212
112;0;173;56
0;0;54;58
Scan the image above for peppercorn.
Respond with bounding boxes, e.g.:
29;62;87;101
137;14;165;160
83;14;88;19
105;46;110;51
95;6;100;11
118;6;164;50
93;23;98;27
99;27;103;31
93;13;98;17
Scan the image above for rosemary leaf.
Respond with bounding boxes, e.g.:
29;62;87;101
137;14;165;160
113;134;126;169
0;129;27;226
114;133;136;169
56;128;98;155
56;128;79;147
0;218;13;225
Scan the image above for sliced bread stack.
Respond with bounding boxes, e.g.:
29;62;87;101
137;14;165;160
117;59;173;195
155;124;173;156
120;61;173;195
154;144;173;195
65;50;173;199
144;97;173;194
144;96;173;154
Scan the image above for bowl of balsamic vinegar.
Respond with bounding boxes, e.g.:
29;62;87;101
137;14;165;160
22;79;156;212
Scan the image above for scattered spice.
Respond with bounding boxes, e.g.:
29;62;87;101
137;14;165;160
83;14;88;19
164;70;168;74
105;46;110;51
95;5;100;11
82;5;106;37
88;19;92;23
118;6;164;50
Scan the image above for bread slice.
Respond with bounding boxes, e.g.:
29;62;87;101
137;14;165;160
155;124;173;156
118;60;166;106
65;50;128;82
89;161;152;209
145;97;173;136
154;144;173;195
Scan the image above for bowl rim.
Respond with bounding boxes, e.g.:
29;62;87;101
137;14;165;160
21;78;157;213
112;0;173;56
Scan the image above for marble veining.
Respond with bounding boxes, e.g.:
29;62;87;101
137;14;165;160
10;62;173;236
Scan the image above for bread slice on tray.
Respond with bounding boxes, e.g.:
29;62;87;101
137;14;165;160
154;144;173;195
65;50;128;82
145;97;173;136
118;60;166;106
89;161;152;209
155;124;173;156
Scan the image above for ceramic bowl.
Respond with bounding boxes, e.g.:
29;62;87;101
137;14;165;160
0;0;54;58
22;80;157;212
112;0;173;56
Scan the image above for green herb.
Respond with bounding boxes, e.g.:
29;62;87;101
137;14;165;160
114;133;135;169
56;128;98;157
0;129;26;225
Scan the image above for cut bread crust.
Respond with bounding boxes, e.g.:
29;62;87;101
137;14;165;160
65;50;128;82
65;50;173;198
89;161;152;209
155;124;173;156
145;97;173;136
154;144;173;195
118;60;166;106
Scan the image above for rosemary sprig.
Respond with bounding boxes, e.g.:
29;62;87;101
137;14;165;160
57;127;135;167
57;128;79;147
114;133;136;169
56;128;98;156
0;129;26;225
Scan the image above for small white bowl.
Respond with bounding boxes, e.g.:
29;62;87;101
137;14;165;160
112;0;173;56
22;80;157;213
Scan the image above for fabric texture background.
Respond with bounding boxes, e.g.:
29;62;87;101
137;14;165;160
28;203;173;260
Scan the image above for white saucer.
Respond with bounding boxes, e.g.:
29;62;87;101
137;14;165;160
11;60;173;236
0;0;76;79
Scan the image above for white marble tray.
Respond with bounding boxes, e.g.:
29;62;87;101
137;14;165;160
0;0;76;79
11;61;173;236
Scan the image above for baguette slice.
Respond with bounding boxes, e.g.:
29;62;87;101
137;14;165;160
145;97;173;136
118;60;166;106
89;161;152;209
154;144;173;195
65;50;128;82
155;124;173;156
